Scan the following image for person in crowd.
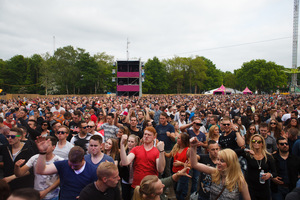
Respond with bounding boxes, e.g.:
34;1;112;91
35;139;98;200
99;113;119;142
4;112;16;129
253;113;261;132
119;134;140;200
120;127;165;192
68;110;82;140
238;134;277;200
197;140;220;200
271;136;300;200
78;162;121;200
0;127;35;191
259;122;277;154
190;137;251;200
70;121;92;153
207;125;220;142
165;133;190;200
14;136;63;200
83;113;91;124
104;138;120;165
245;124;257;148
218;116;245;150
233;116;247;137
87;120;104;140
96;108;107;136
180;117;207;194
132;166;190;200
287;127;300;153
53;125;73;160
268;119;284;140
84;135;114;168
7;188;40;200
155;112;175;178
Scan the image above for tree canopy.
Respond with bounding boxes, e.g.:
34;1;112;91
0;46;293;95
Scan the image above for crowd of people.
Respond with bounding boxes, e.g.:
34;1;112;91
0;94;300;200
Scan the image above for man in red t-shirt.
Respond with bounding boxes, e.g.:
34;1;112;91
120;126;165;188
3;112;16;129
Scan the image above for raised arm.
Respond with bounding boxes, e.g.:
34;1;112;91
156;141;166;173
35;137;58;175
232;125;245;148
189;137;215;175
119;134;135;166
180;122;193;133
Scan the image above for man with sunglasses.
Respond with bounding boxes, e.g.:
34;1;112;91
0;127;35;191
271;137;300;200
70;121;92;153
53;125;74;160
218;116;245;150
180;116;207;194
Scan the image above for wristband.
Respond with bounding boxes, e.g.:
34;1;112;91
159;150;165;153
39;152;47;155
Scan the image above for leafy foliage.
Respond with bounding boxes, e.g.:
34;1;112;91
0;47;293;95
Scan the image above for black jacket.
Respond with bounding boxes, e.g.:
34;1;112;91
271;152;300;192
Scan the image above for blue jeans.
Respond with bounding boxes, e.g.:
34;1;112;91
175;175;189;200
190;169;200;194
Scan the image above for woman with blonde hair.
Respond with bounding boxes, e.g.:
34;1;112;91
190;137;250;200
207;125;220;142
132;166;190;200
238;134;277;200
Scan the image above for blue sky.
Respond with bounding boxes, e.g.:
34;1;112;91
0;0;295;72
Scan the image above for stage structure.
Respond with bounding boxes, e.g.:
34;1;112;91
114;59;144;97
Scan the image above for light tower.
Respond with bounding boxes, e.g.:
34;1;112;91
292;0;299;87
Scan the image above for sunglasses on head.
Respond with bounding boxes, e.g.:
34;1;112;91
6;135;21;139
252;139;262;144
222;123;230;126
57;131;66;134
279;142;288;146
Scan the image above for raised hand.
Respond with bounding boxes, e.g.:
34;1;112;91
190;137;198;147
121;134;128;145
156;141;165;152
35;136;50;153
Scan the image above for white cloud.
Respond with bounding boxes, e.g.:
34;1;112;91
0;0;295;72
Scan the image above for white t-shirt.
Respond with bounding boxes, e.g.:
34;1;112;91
53;142;74;160
50;106;65;114
26;154;63;199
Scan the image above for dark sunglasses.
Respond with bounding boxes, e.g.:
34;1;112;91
57;131;66;134
195;123;203;126
6;135;21;139
222;123;230;126
181;115;186;117
270;122;277;125
279;142;288;146
252;140;262;144
81;126;88;129
87;126;94;128
42;124;48;126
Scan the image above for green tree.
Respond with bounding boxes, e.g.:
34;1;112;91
222;71;237;89
235;59;287;93
202;57;223;91
143;57;169;94
93;52;115;94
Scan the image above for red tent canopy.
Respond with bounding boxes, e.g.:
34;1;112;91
243;87;253;94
